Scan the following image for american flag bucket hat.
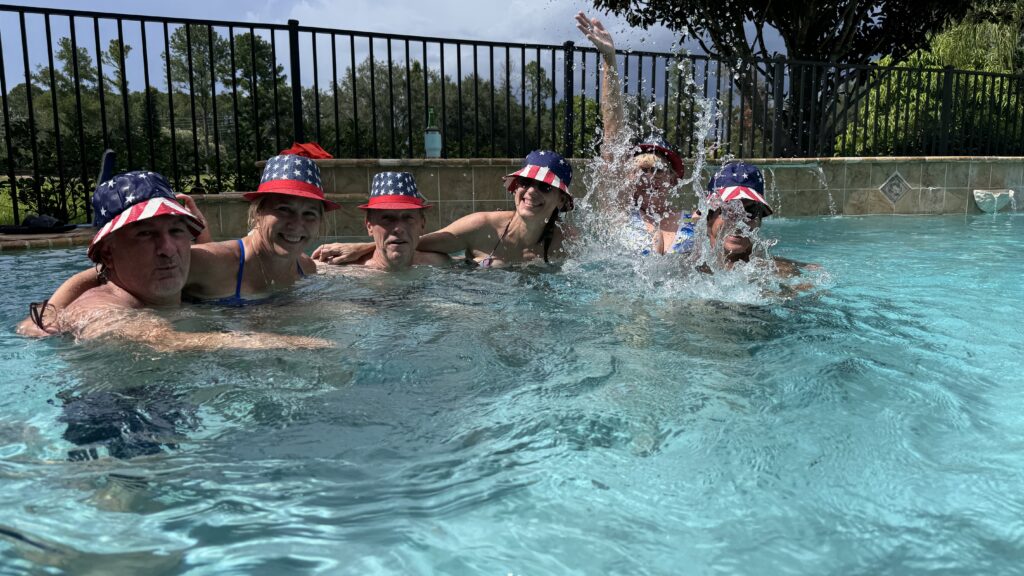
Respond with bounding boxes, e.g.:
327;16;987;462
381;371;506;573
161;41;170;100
88;171;204;262
360;172;431;210
503;150;574;210
706;161;773;216
245;153;341;211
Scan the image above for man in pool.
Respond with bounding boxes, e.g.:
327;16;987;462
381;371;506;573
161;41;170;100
331;171;450;271
23;171;329;351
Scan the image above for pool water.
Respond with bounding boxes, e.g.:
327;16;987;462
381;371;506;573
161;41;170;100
1;214;1022;574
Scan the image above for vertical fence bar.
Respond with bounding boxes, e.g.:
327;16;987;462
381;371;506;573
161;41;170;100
726;62;735;154
938;66;953;155
520;46;526;155
422;40;428;156
93;19;108;151
563;41;574;157
405;40;412;157
270;30;281;152
44;15;67;217
440;42;447;157
369;38;378;157
489;45;495;157
185;24;201;184
674;56;683;151
350;35;359;158
116;19;132;167
288;19;304;144
456;43;463;157
471;44;482;157
312;32;321;145
580;50;588;153
141;22;156;171
163;22;179;189
229;28;241;180
386;38;396;157
207;25;221;188
73;16;90;219
0;25;20;224
19;11;41;200
249;27;261;162
550;48;556;150
505;47;511;156
712;58;721;157
771;58;785;157
534;47;541;149
332;34;340;156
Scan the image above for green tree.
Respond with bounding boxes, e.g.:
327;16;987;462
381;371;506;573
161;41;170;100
591;0;974;156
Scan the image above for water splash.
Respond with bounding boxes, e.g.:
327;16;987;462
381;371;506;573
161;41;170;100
565;58;788;305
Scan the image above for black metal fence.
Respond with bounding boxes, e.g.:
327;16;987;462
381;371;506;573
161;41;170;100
2;3;1023;225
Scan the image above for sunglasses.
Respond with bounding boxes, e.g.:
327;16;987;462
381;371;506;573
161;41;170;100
741;200;767;220
516;177;557;194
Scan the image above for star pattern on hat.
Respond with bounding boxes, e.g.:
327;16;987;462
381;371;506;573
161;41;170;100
260;154;323;189
370;171;422;200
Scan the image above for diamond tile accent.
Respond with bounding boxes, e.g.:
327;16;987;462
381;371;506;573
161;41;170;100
879;171;911;205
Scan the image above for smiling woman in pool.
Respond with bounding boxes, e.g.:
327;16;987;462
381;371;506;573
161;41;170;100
314;149;574;268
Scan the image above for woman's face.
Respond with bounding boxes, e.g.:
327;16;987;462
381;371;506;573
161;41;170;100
513;177;566;220
631;154;678;215
253;195;323;257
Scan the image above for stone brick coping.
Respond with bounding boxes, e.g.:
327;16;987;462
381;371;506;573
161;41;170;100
0;227;93;252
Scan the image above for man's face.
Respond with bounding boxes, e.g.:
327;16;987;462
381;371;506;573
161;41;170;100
708;200;763;262
365;209;426;268
102;215;192;305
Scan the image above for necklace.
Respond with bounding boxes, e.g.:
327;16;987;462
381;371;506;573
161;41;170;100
251;244;275;289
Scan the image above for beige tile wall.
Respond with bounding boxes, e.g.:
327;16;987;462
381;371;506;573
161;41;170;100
195;157;1023;239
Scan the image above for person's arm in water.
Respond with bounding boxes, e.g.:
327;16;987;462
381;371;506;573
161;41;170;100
315;211;498;264
16;268;102;336
59;289;332;351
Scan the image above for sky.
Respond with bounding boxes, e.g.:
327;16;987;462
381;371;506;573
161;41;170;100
0;0;783;105
7;0;698;53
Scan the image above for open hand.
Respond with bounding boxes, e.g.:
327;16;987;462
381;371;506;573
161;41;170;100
575;12;615;58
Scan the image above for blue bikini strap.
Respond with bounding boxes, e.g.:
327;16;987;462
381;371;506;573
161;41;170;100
234;239;245;299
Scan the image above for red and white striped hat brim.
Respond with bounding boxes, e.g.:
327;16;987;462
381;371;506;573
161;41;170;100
504;164;571;195
714;185;773;213
88;197;204;261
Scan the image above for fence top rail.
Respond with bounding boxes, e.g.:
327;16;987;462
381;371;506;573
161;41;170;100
2;2;1023;83
0;3;288;31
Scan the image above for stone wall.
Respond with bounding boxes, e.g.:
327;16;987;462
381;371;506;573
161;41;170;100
192;157;1022;240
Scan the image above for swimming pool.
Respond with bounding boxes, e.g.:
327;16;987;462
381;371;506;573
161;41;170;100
1;214;1022;574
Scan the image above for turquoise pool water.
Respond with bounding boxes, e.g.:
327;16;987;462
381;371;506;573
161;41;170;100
1;214;1022;574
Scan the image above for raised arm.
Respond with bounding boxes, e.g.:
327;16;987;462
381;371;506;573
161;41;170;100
576;13;626;154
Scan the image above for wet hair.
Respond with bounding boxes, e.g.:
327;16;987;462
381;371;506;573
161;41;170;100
537;194;570;263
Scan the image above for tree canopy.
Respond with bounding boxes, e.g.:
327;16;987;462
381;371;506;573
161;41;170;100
590;0;973;65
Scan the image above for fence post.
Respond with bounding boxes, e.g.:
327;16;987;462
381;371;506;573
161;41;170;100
562;41;575;158
771;57;785;157
288;19;305;144
939;65;954;155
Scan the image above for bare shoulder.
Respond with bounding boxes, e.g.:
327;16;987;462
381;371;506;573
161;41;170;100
60;285;137;338
188;239;241;291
